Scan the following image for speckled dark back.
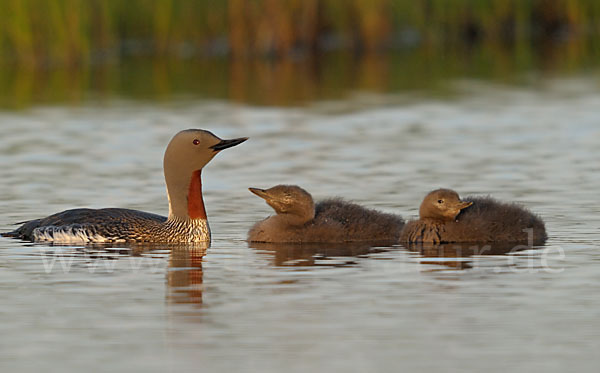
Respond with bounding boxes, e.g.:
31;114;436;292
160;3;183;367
5;208;166;241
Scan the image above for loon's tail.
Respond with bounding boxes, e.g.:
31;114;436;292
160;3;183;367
1;230;20;238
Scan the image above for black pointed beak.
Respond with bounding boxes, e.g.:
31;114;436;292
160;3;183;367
210;137;248;152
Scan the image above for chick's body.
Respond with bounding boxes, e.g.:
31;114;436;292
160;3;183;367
248;185;404;243
400;189;547;244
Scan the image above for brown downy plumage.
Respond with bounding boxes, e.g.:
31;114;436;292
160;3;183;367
399;188;547;244
247;185;404;243
3;129;248;243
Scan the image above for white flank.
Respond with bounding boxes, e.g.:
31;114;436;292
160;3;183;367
32;225;109;243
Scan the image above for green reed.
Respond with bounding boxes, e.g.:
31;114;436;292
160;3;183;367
1;0;599;108
1;0;599;66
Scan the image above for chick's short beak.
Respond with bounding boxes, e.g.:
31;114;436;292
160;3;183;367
457;201;473;210
249;187;269;200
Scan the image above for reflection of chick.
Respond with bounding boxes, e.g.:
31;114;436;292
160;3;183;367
247;185;404;243
400;189;547;244
250;242;384;267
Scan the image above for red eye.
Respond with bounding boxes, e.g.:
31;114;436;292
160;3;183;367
193;139;200;145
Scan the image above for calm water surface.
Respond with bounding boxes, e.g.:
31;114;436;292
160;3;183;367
1;79;599;372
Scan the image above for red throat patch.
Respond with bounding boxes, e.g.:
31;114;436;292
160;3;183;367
187;170;207;219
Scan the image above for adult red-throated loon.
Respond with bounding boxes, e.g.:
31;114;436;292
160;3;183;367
3;129;247;243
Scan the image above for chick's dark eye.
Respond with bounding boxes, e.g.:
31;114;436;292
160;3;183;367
193;139;200;145
437;199;444;204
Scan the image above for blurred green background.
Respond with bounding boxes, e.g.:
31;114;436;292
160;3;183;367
1;0;599;108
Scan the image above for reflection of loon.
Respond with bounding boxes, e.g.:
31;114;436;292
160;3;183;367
247;185;404;243
2;130;247;243
168;245;207;305
400;189;547;244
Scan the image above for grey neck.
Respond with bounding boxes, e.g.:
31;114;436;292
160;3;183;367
165;171;193;221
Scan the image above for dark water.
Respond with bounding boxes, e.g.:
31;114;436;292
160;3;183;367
1;79;599;372
2;43;597;110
